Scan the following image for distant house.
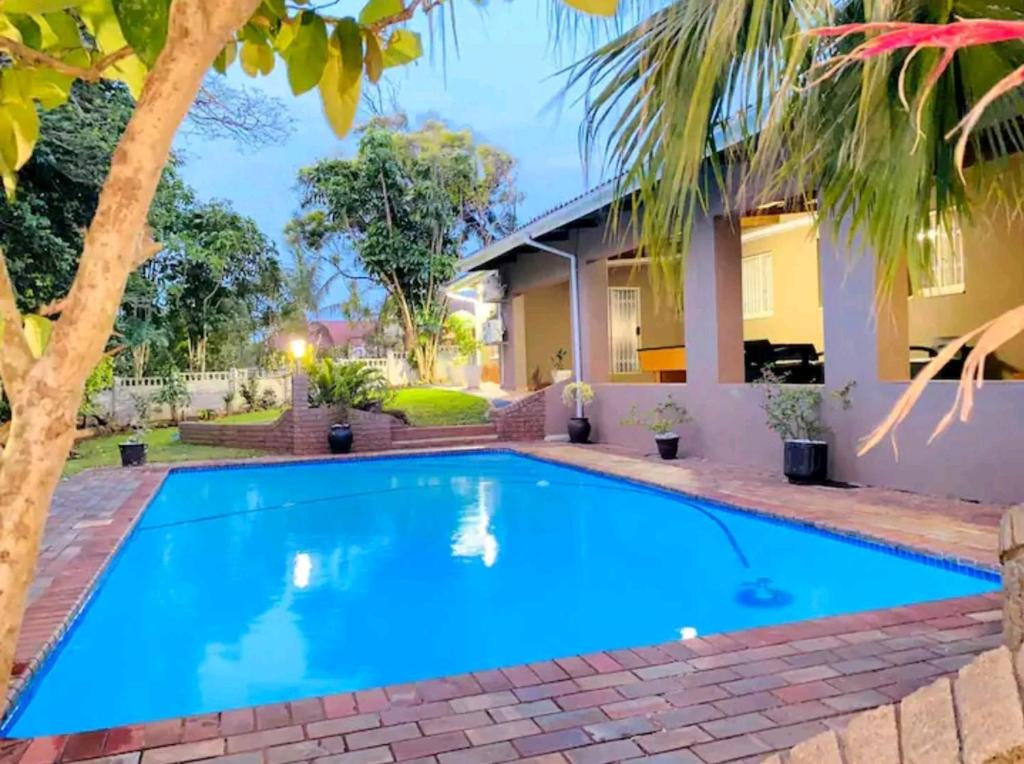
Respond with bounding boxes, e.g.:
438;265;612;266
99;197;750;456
275;320;377;357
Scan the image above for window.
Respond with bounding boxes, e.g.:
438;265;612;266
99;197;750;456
608;287;641;374
742;252;774;319
919;216;965;297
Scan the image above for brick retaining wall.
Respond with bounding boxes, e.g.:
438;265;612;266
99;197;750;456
492;390;547;441
180;375;398;455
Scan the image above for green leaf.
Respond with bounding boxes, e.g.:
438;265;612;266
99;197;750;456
319;30;362;138
79;0;148;96
4;0;85;12
274;17;297;53
285;11;328;95
30;69;73;109
23;314;52;359
560;0;617;17
240;39;274;76
364;30;383;84
111;0;171;67
212;41;237;74
334;18;363;91
36;11;81;49
260;0;286;19
381;29;421;69
0;15;22;42
9;14;41;49
358;0;402;26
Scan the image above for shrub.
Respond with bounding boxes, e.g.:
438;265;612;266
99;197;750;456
199;408;217;421
621;395;692;436
239;377;259;412
127;393;151;442
308;359;392;413
756;369;854;441
258;387;279;410
445;313;481;365
154;370;192;423
80;357;115;420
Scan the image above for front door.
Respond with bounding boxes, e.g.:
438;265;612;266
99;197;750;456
609;287;641;374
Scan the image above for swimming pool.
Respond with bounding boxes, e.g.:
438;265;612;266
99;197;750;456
4;451;998;736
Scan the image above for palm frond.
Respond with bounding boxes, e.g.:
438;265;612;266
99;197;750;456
568;0;1024;299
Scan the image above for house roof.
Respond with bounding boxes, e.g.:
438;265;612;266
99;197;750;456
310;320;375;347
456;178;620;275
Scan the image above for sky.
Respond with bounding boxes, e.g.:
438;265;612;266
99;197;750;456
173;0;613;304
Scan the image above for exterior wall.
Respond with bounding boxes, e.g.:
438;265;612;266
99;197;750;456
908;197;1024;373
740;221;824;351
523;281;573;388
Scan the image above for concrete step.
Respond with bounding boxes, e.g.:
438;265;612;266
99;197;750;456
390;434;500;450
392;423;497;441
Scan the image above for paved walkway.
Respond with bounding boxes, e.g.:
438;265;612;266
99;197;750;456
0;446;1009;764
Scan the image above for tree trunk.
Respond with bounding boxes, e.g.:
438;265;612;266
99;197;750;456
1000;506;1024;650
0;380;78;690
0;0;262;692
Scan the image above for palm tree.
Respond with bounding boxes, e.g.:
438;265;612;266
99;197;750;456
568;0;1024;445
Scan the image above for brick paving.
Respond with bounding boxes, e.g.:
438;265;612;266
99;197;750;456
0;445;1011;764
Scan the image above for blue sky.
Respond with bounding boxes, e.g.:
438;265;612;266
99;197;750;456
174;1;611;283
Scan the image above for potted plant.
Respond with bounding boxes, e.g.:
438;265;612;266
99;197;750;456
621;395;692;459
119;394;150;467
309;359;393;454
562;381;595;444
757;369;854;484
551;348;572;384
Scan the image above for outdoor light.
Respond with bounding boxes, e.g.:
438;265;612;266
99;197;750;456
289;337;307;360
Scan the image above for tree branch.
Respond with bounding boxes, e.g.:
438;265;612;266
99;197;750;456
0;252;34;394
0;37;133;83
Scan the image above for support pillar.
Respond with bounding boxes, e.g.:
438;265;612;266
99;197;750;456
579;255;610;383
684;216;744;387
820;218;909;385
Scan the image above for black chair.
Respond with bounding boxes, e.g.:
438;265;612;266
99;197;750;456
744;340;776;382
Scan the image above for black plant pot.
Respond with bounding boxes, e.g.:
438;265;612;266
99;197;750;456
567;417;591;444
655;434;679;460
328;424;354;454
784;440;828;484
119;442;147;468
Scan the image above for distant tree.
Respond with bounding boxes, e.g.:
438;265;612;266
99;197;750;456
295;116;521;379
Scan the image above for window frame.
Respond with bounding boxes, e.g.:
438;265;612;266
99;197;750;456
742;250;774;320
918;215;966;298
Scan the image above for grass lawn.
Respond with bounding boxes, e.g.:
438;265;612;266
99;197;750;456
64;427;264;477
390;388;491;426
217;407;285;424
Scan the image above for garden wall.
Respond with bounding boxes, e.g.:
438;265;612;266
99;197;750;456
179;375;400;456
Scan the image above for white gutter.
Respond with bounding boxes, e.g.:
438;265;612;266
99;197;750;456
524;237;584;418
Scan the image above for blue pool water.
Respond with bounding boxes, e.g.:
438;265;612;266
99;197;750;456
4;451;997;736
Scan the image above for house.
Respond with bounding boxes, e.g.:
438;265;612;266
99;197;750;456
448;159;1024;504
274;320;377;357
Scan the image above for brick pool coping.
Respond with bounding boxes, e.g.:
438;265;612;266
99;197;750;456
0;446;1009;764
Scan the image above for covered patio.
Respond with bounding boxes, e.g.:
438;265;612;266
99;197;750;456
448;159;1024;505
